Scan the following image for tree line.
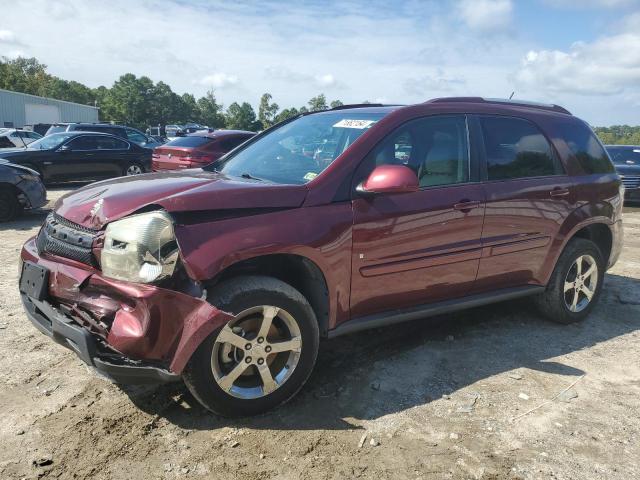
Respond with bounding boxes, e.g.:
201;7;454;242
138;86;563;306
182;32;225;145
2;56;638;142
0;56;345;132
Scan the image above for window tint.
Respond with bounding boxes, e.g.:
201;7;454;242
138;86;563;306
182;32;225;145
126;129;148;145
165;136;213;148
556;121;614;174
606;147;640;165
364;115;469;188
480;116;561;180
67;135;99;150
219;137;248;151
95;136;129;150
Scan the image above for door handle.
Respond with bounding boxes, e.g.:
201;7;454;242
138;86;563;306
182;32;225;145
550;187;570;197
453;200;481;212
43;162;53;165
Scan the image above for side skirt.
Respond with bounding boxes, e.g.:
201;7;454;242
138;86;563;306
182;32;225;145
328;285;545;338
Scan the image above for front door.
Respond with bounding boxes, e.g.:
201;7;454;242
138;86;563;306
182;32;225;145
350;115;485;318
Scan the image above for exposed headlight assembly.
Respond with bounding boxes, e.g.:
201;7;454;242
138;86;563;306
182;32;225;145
101;211;179;283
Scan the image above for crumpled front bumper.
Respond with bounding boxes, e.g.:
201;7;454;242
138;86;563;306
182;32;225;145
19;237;233;384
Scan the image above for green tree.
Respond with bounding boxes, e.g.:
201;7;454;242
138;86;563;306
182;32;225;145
258;93;279;129
308;94;328;112
225;102;261;131
0;56;50;96
274;107;300;124
197;90;226;128
330;99;344;108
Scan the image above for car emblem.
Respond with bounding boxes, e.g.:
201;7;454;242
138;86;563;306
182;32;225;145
89;198;104;220
168;153;172;159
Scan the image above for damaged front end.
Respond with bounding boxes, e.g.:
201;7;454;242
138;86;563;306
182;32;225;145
19;211;232;384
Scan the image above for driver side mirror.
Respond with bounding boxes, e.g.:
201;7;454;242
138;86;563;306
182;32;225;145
357;165;419;195
58;144;72;153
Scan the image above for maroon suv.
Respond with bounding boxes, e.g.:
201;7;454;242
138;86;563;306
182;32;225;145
19;98;623;416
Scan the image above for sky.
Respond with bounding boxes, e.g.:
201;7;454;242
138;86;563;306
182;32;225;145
1;0;639;126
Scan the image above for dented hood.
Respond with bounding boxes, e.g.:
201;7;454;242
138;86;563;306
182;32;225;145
54;170;308;229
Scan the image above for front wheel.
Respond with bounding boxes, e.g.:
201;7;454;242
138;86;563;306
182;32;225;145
534;238;605;324
183;276;319;417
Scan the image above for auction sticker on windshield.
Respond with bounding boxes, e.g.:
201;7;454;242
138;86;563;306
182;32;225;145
333;119;377;129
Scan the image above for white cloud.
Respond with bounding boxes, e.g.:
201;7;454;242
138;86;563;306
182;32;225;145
315;74;336;87
457;0;513;32
0;29;17;43
404;70;466;96
514;32;640;95
198;73;239;89
545;0;639;7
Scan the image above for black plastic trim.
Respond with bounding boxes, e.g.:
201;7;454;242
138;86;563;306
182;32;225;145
328;285;544;338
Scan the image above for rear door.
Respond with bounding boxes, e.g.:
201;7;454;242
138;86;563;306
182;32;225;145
473;115;573;291
350;115;486;318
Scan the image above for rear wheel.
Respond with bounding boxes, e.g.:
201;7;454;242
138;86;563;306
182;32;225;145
0;186;22;222
534;238;605;324
123;162;144;176
183;276;319;417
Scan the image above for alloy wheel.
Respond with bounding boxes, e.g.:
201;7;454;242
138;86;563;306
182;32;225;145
564;254;598;313
126;164;143;175
211;305;302;399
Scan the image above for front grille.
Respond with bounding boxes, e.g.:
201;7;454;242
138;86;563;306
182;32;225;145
36;213;99;267
622;175;640;190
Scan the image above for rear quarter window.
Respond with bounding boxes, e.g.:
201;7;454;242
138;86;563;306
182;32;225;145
555;120;614;174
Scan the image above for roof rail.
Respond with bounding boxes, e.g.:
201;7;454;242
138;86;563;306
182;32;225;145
427;97;571;115
328;103;385;111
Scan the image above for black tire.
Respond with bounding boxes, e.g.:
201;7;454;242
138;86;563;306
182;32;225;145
183;275;319;417
123;162;144;176
0;186;22;222
534;238;605;324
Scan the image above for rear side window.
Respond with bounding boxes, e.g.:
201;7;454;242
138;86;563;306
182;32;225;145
165;136;213;148
96;136;129;150
556;121;614;174
480;116;562;180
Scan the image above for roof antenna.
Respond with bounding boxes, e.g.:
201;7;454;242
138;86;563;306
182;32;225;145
509;91;515;100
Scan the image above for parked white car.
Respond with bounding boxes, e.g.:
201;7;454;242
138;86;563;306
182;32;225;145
0;129;43;149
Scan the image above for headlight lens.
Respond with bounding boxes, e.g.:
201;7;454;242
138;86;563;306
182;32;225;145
101;211;179;283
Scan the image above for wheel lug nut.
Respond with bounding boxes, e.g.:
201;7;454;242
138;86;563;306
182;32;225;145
257;358;265;365
245;357;252;364
257;337;264;344
245;343;252;350
265;346;272;353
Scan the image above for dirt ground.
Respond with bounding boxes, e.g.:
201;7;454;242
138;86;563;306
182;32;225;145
1;187;638;480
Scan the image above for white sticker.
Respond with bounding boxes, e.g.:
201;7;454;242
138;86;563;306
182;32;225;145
304;172;318;181
333;119;377;129
633;149;640;153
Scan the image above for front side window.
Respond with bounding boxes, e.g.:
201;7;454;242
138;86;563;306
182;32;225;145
360;115;470;188
214;111;387;184
480;116;562;180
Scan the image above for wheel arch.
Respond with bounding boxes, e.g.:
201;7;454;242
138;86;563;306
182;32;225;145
205;253;331;337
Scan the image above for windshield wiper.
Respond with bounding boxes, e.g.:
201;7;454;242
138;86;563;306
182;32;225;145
240;172;263;181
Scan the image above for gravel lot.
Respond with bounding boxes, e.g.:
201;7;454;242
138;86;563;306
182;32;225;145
1;188;638;480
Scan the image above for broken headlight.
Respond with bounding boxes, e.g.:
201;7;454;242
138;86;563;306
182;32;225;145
101;211;179;283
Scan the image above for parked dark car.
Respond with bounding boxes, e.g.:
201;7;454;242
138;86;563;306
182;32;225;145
605;145;640;201
0;161;46;222
19;98;623;417
45;123;163;149
152;130;255;171
0;132;151;184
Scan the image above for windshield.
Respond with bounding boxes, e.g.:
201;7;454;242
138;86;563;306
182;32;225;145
213;111;386;184
47;125;68;135
28;133;77;150
607;147;640;165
